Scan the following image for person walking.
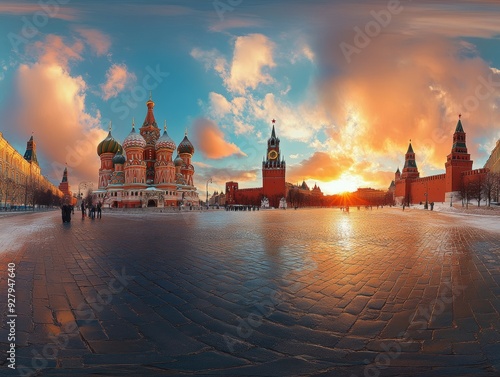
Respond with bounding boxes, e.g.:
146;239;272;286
81;200;86;219
97;201;102;219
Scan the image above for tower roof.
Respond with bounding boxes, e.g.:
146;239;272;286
143;95;158;128
62;167;68;182
268;119;279;145
406;142;414;154
455;118;464;133
23;135;39;165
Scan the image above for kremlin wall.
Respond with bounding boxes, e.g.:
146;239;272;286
393;116;491;205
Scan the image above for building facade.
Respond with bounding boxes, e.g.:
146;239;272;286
394;116;488;205
0;132;64;208
484;139;500;174
95;98;199;208
225;120;287;208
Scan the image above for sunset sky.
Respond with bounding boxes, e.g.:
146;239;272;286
1;0;500;195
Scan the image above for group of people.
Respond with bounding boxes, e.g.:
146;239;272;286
80;200;102;219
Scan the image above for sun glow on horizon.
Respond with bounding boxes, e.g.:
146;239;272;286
321;173;364;195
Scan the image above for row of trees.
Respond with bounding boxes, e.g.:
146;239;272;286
457;171;500;207
0;175;62;209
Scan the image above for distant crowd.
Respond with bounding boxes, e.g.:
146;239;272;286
80;200;102;220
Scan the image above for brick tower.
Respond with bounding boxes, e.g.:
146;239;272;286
395;141;420;205
262;120;286;207
445;115;473;200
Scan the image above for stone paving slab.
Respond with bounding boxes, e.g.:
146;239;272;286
0;208;499;376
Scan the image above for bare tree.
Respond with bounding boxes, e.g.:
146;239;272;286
467;177;484;207
483;172;496;207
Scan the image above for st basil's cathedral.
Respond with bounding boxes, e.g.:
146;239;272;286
94;97;199;208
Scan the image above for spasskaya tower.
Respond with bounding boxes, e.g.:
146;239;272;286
262;119;286;207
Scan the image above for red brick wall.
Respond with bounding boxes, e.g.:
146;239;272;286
234;187;263;206
409;174;447;203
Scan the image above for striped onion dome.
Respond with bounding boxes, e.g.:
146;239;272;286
177;133;194;155
97;131;121;156
155;124;176;151
122;126;146;150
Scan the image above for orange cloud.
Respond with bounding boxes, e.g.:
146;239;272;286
28;35;83;67
317;31;500;173
192;118;246;159
15;35;106;189
288;152;354;183
101;64;136;100
75;28;111;56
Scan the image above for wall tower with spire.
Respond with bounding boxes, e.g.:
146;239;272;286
445;115;473;198
262;119;286;207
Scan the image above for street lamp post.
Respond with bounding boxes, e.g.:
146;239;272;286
206;178;212;209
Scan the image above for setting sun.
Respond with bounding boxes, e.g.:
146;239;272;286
321;173;363;195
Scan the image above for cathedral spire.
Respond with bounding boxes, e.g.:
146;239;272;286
143;94;158;128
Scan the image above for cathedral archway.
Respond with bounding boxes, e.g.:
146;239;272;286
147;199;157;207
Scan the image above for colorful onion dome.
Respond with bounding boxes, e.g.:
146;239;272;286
177;131;194;155
174;154;184;167
112;148;126;165
155;122;176;151
122;123;146;150
97;130;120;156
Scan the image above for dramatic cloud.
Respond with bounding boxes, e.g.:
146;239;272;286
14;35;106;189
192;118;246;159
75;28;111;56
227;34;276;94
192;34;275;95
314;3;500;175
28;35;84;67
288;152;354;183
208;92;231;118
100;63;136;100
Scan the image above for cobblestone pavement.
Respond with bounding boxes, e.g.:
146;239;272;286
1;208;500;376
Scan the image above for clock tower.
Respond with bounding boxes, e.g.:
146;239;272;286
262;119;286;207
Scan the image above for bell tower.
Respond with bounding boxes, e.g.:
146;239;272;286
262;119;286;207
